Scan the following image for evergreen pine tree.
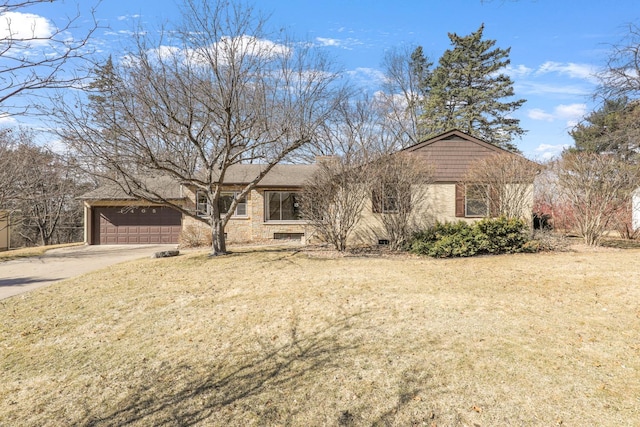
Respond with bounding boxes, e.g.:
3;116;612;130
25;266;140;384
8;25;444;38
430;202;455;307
85;56;129;176
87;56;119;126
409;46;432;138
419;24;526;151
570;97;640;162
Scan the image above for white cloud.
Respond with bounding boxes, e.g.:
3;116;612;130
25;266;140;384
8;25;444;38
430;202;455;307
117;14;141;21
0;114;17;126
528;103;587;124
505;64;533;78
205;35;290;62
536;61;598;82
314;36;363;50
373;89;409;109
135;36;291;68
150;45;182;61
0;11;54;43
347;67;386;88
316;37;341;47
555;103;587;120
534;143;569;160
44;137;67;154
528;108;554;122
516;81;591;97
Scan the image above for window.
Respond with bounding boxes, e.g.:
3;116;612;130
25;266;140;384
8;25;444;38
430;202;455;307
196;191;209;217
218;192;247;217
265;191;301;221
196;191;247;218
455;183;493;218
464;184;489;217
372;183;408;213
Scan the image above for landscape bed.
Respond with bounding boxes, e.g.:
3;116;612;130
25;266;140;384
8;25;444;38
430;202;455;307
1;246;639;426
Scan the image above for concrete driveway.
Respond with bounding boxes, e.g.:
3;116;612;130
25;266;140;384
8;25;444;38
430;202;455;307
0;244;179;300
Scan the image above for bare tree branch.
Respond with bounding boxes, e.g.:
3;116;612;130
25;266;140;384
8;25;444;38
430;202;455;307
463;153;540;222
0;127;86;246
554;151;640;245
597;23;640;101
368;153;434;250
0;0;99;112
55;0;345;255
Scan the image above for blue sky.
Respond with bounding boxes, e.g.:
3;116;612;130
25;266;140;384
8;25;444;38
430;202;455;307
5;0;640;159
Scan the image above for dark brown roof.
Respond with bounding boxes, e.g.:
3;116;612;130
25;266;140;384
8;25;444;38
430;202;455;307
403;129;518;182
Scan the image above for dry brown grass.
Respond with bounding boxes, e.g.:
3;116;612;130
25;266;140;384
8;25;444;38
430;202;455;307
0;242;83;262
1;246;639;426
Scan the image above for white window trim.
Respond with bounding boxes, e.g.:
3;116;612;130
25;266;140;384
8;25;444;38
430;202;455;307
223;192;248;218
196;190;248;218
196;190;210;217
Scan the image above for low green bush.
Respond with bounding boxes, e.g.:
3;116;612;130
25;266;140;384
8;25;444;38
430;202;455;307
409;217;533;258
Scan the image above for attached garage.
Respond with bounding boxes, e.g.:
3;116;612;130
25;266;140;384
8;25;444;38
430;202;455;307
92;206;182;245
79;176;186;246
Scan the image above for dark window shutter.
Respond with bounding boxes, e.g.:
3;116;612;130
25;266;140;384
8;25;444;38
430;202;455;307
489;186;500;217
455;183;465;217
372;187;382;213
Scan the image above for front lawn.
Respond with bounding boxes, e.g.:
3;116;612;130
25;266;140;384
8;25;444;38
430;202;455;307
1;247;639;426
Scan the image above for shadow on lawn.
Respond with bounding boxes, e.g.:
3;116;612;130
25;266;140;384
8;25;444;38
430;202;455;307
81;313;364;426
0;276;63;287
335;367;440;427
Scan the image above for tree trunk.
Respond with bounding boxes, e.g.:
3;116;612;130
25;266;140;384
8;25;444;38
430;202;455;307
211;219;228;256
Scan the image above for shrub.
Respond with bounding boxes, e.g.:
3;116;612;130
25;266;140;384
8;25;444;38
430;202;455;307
409;217;532;258
474;217;529;254
529;230;569;252
179;224;212;248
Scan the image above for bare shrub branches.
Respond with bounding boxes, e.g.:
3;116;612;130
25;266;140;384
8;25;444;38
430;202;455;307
463;153;540;221
370;153;434;250
554;151;640;245
301;157;370;252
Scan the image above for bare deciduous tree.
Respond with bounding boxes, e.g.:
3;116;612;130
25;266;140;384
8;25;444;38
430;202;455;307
1;0;98;110
378;45;428;148
56;0;344;255
308;94;379;160
462;152;540;221
301;156;370;252
13;147;83;246
301;89;436;252
0;127;22;211
598;23;640;100
370;153;434;250
555;151;640;245
0;127;86;246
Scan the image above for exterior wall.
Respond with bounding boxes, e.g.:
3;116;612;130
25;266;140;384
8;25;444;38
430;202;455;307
633;189;640;231
251;188;308;241
349;182;533;246
350;183;462;245
0;211;8;251
181;187;309;244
